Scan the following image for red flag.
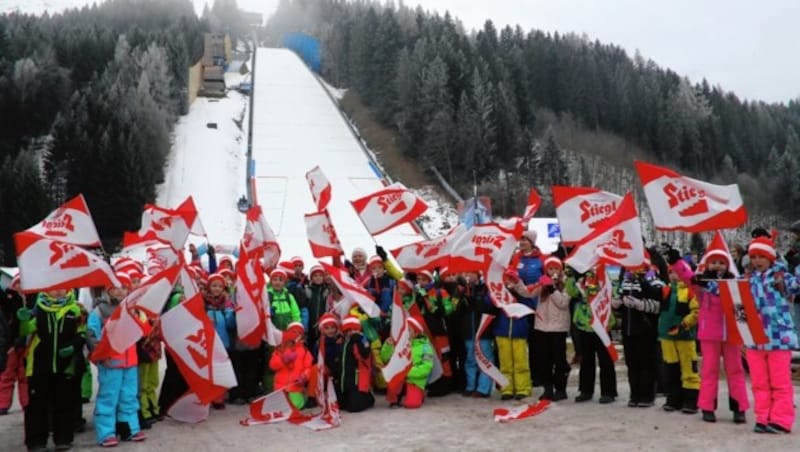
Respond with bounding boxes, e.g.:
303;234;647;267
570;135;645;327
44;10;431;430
350;182;428;235
635;160;747;231
589;275;619;362
91;266;179;361
304;210;344;258
161;293;237;404
484;260;536;319
306;166;332;212
289;378;341;431
382;299;413;403
718;280;769;346
493;400;551;423
241;388;297;426
25;194;101;247
123;203;190;250
175;196;206;237
166;392;210;423
113;257;144;276
448;222;518;273
476;314;509;388
552;186;623;245
522;188;542;222
243;205;281;269
145;244;180;276
14;231;119;293
390;224;464;273
319;262;380;318
234;246;266;347
565;193;645;274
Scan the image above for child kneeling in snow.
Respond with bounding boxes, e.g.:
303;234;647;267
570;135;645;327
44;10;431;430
381;317;434;409
270;322;312;409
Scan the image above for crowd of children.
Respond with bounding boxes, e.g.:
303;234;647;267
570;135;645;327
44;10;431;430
1;225;800;450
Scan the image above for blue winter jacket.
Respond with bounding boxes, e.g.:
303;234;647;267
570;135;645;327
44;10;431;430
748;266;800;351
515;252;543;309
492;294;535;339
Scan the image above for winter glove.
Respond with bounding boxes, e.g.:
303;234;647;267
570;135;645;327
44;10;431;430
207;245;216;257
16;307;32;321
282;350;298;364
57;345;75;358
344;259;355;273
294;375;308;386
375;245;388;261
622;296;645;311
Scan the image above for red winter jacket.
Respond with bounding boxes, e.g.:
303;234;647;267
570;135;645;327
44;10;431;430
270;342;313;392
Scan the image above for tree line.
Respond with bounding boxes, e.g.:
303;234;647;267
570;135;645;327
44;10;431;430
0;0;209;264
265;0;800;219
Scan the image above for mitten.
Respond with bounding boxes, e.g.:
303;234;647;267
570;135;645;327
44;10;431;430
16;307;32;321
376;245;388;261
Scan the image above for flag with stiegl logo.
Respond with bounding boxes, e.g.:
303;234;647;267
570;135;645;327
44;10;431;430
304;210;344;258
306;166;332;212
25;194;102;247
552;186;623;245
350;182;428;235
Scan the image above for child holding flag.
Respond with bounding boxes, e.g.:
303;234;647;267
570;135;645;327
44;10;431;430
380;317;434;409
745;236;798;433
269;322;313;409
336;316;374;412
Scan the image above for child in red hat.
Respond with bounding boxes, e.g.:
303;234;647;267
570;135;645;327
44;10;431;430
745;236;798;433
336;316;374;412
532;256;571;401
269;322;313;409
380;317;434;409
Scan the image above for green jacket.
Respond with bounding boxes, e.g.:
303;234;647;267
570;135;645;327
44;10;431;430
658;283;699;341
20;291;86;377
268;286;300;331
380;335;434;389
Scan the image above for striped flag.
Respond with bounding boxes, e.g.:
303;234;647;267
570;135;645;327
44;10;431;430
718;280;769;346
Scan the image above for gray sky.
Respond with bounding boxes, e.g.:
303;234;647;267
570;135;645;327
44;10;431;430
5;0;797;103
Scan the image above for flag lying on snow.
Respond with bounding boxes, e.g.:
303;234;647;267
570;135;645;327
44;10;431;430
319;262;380;318
306;166;332;212
635;160;747;232
25;194;102;247
243;205;281;268
290;378;341;431
304;210;344;258
448;222;518;273
589;275;619;362
493;399;551;423
91;266;180;361
14;231;119;293
565;193;645;274
390;224;465;273
167;392;210;423
350;182;428;235
484;260;536;319
123;203;191;250
718;280;769;346
552;186;623;245
161;293;238;404
241;388;297;426
476;314;508;388
522;188;542;222
234;246;266;347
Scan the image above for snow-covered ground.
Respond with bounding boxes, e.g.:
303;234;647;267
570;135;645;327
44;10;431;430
156;72;248;250
250;48;426;264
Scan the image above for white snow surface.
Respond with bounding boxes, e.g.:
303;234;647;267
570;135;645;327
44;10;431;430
251;48;425;265
156;72;248;251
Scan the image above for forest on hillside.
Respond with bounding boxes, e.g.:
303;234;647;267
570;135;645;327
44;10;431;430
0;0;248;265
265;0;800;225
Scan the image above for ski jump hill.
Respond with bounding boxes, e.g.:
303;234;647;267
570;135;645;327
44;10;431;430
250;47;425;264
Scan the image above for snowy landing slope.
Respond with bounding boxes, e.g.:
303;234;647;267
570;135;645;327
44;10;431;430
251;48;424;264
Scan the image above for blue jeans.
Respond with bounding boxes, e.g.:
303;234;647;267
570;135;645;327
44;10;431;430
464;339;496;395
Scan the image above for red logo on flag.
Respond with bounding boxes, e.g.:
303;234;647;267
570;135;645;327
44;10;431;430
664;182;709;216
41;209;75;237
579;200;618;227
186;328;210;369
49;242;90;269
599;229;633;259
377;192;407;214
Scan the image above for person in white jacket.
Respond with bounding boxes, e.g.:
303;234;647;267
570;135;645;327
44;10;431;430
531;256;571;401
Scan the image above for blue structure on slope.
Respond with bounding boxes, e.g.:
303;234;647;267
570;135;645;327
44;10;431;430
282;32;322;73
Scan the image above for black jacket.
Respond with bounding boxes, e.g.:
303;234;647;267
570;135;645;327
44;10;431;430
615;272;662;337
457;281;494;340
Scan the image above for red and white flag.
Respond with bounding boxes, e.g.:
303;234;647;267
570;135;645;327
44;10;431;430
14;231;119;293
448;222;518;273
476;314;509;388
145;244;181;276
522;188;542;222
565;193;645;274
179;265;199;299
319;262;380;318
175;196;206;237
350;182;428;235
635;160;747;232
25;194;101;247
91;266;179;361
290;378;341;431
304;210;344;258
552;186;623;245
167;392;209;424
113;257;144;276
589;276;619;362
493;400;551;423
123;203;191;250
306;166;332;212
390;224;465;273
235;246;266;347
243;205;281;269
484;260;536;319
718;280;769;346
241;388;297;426
161;293;237;404
383;301;413;402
